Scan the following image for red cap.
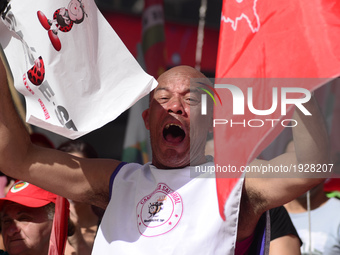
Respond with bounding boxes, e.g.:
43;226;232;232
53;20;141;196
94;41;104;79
0;180;57;210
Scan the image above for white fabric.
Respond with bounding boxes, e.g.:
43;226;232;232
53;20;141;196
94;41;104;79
0;0;157;139
92;161;244;255
289;198;340;255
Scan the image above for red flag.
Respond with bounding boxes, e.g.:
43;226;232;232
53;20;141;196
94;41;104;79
215;0;340;220
48;196;69;255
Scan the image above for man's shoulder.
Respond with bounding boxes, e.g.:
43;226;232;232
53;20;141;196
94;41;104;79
114;161;150;178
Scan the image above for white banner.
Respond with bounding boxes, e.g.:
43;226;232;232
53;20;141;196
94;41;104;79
0;0;157;139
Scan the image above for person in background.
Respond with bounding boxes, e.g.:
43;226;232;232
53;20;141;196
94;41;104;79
0;132;56;252
268;206;301;255
285;141;340;255
0;180;69;255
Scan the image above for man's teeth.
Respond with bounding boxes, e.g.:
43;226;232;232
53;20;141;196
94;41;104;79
165;124;182;129
163;123;185;143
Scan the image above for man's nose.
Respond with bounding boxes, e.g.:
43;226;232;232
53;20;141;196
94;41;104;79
5;221;20;237
167;97;184;115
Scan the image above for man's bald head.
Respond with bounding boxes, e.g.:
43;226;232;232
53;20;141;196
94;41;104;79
158;65;208;82
149;65;212;103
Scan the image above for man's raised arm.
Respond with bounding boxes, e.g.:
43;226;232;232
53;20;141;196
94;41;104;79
237;93;330;240
0;47;121;209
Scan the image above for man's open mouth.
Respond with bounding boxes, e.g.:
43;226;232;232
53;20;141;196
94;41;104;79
163;124;186;143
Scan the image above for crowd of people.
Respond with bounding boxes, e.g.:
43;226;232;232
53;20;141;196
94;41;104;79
0;39;338;255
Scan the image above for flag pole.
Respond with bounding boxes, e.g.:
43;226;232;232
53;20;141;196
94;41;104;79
195;0;207;71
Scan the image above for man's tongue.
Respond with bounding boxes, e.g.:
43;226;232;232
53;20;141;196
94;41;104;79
165;133;183;143
164;124;185;143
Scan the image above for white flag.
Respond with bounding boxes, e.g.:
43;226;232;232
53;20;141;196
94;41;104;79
0;0;157;139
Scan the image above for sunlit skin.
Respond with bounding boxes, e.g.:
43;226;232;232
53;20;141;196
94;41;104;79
1;202;52;255
142;66;213;169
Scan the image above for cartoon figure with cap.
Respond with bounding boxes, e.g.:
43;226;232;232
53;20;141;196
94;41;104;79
0;180;69;255
37;0;87;51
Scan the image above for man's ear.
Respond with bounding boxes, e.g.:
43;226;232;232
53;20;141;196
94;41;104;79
142;108;150;130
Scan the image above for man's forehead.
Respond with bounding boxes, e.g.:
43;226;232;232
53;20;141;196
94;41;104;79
1;201;43;215
152;65;212;97
2;202;27;212
154;85;201;94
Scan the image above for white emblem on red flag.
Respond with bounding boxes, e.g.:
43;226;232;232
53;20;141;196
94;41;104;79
221;0;260;33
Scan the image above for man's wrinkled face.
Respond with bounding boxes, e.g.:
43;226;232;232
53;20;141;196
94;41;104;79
1;202;52;255
142;66;213;169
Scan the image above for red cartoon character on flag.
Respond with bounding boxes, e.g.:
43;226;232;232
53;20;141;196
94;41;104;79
26;56;45;86
37;0;87;51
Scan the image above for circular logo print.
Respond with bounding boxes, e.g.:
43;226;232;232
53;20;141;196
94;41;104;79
11;181;29;193
136;183;183;237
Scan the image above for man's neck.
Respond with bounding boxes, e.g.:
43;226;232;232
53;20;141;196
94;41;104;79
152;154;207;169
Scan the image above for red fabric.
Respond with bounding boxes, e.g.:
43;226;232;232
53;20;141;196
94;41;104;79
215;0;340;220
48;196;69;255
324;177;340;192
0;181;57;210
102;11;219;73
144;41;166;78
